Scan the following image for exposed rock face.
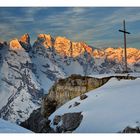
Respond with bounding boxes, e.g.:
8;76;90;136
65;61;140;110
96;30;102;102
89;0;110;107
21;110;83;133
41;74;111;117
73;102;80;107
54;37;93;57
54;112;83;133
121;126;140;133
54;36;91;57
33;34;92;58
37;34;54;48
32;33;140;65
32;34;55;57
19;33;31;51
80;94;88;100
93;47;140;65
53;115;61;125
41;97;57;117
54;36;72;56
0;42;3;48
9;39;24;50
20;108;54;133
0;42;8;50
41;74;137;118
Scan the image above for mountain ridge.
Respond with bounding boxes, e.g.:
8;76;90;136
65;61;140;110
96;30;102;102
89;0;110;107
1;33;140;65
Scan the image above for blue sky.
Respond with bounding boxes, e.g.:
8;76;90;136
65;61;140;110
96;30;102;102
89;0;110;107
0;7;140;49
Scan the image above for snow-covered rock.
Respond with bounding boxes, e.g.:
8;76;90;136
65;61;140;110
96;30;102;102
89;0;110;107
49;77;140;133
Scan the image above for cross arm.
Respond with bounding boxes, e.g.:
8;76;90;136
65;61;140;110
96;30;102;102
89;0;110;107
119;30;130;34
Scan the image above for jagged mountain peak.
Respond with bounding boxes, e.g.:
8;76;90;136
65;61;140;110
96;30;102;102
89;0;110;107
19;34;31;51
20;33;30;43
0;41;8;49
34;34;54;49
55;36;71;42
7;33;93;57
9;38;24;50
38;34;52;39
53;36;93;57
0;42;4;47
54;36;72;56
93;47;140;64
82;42;93;53
32;33;93;57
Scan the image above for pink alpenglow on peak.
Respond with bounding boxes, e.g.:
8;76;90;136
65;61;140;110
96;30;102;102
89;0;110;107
9;39;24;50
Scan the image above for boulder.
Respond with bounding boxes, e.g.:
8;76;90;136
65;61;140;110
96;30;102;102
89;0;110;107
53;115;61;125
73;102;80;107
122;126;140;133
80;94;88;100
55;112;83;132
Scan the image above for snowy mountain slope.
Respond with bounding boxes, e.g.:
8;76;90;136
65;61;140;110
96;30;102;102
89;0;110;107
32;34;95;77
49;77;140;133
0;118;32;133
33;34;140;75
0;39;43;123
31;38;65;92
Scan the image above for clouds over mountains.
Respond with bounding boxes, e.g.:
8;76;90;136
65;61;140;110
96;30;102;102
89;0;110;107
0;7;140;48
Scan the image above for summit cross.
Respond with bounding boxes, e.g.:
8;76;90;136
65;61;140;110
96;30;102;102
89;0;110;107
119;20;130;73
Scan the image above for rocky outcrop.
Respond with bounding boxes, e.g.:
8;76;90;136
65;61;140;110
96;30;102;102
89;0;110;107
20;110;83;133
93;47;140;65
20;74;137;133
54;36;92;57
53;112;83;133
41;74;137;118
41;97;57;117
37;34;54;48
41;74;111;117
80;94;88;100
54;36;72;57
19;33;31;51
121;126;140;133
20;108;54;133
9;39;24;50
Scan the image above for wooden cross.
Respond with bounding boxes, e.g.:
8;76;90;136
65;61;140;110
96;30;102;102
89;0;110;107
119;20;130;73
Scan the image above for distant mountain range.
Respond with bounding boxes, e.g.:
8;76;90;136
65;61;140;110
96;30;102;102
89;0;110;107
0;33;140;123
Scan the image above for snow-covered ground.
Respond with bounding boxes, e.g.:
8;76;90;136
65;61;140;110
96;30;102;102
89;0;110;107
0;118;32;133
89;72;140;78
49;77;140;133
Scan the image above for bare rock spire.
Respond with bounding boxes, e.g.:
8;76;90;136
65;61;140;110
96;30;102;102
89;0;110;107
19;33;31;51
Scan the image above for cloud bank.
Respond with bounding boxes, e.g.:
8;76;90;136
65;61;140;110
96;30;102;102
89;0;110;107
0;7;140;48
